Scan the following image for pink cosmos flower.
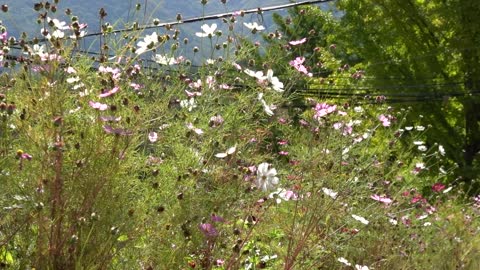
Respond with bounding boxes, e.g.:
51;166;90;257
289;56;313;77
185;89;202;97
232;62;242;70
313;103;337;119
199;223;218;237
432;183;446;192
411;194;426;204
378;114;391;127
130;83;144;90
279;151;289;156
98;66;121;80
99;86;119;98
299;119;309;126
343;125;353;136
219;83;233;90
0;31;7;42
277;140;288;145
21;153;33;160
88;101;108;111
289;38;307;46
211;214;225;222
371;194;393;205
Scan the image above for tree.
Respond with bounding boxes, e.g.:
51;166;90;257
327;0;480;184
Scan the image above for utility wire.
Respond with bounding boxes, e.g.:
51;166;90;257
12;0;336;46
82;0;336;38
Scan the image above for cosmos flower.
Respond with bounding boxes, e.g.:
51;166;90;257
154;54;177;65
148;132;158;143
268;188;298;204
195;23;217;37
265;69;284;92
256;162;279;191
135;32;159;55
99;87;119;98
289;38;307;46
370;194;393;205
337;257;351;266
215;145;237;158
257;93;275;116
351;214;369;225
243;22;265;32
322;187;338;199
378;114;391;127
199;223;218;237
88;101;108;111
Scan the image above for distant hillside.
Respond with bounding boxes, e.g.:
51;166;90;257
3;0;295;39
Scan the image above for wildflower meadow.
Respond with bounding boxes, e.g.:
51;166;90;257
0;0;479;269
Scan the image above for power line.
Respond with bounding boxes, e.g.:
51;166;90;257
84;0;336;38
13;0;336;46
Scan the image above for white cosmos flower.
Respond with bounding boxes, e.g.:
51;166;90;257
256;162;279;191
154;54;177;65
180;98;197;112
48;17;69;30
322;187;338;199
443;186;453;193
266;69;284;92
337;257;351;266
438;145;445;156
42;28;65;40
418;145;427;152
196;23;217;37
257;93;275;116
353;106;364;113
66;76;80;84
148;132;158;143
186;123;203;135
243;22;265;32
70;30;87;40
215;145;237;158
135;32;159;55
351;214;369;225
355;264;370;270
244;69;266;80
389;218;398;225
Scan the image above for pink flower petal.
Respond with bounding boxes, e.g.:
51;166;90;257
89;101;108;111
370;194;393;204
289;38;307;46
99;87;119;98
